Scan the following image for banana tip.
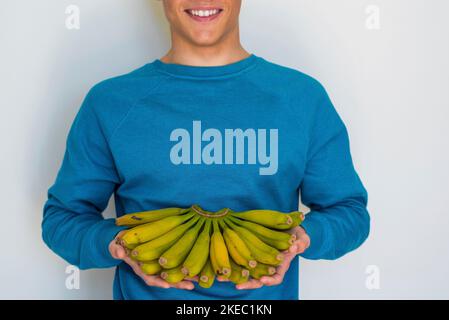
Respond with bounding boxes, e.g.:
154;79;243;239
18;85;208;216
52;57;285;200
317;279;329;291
181;267;189;276
222;268;231;276
158;257;167;266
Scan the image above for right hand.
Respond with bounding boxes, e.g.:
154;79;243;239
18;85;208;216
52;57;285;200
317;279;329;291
108;230;196;290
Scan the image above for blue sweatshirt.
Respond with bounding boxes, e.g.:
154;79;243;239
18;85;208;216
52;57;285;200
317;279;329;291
42;54;370;300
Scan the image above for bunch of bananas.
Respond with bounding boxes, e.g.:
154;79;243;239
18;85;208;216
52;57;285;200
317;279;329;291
116;205;304;288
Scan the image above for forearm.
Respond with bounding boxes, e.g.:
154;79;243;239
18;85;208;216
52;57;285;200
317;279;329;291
42;202;126;269
42;203;123;269
300;196;370;260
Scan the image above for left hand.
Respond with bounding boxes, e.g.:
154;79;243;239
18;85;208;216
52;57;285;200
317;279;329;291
219;226;310;290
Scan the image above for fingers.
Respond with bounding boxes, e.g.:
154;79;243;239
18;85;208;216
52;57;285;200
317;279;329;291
122;255;196;290
259;253;294;287
123;256;145;277
217;276;229;282
142;276;194;290
109;238;128;260
236;279;264;290
288;236;310;255
172;280;195;290
184;276;199;282
112;244;127;260
259;273;283;286
142;275;171;289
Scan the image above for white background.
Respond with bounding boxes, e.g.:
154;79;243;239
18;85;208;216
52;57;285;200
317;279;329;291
1;0;448;299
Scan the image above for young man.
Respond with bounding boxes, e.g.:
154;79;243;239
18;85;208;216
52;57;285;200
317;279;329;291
42;0;370;300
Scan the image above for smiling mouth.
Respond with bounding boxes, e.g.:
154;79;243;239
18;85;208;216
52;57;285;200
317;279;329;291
185;8;223;22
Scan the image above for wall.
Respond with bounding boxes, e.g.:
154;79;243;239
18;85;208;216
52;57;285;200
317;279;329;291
1;0;448;299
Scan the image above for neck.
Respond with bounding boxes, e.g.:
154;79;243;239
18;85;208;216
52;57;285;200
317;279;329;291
161;27;250;67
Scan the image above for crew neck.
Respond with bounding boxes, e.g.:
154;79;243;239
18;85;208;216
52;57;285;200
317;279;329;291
152;54;260;79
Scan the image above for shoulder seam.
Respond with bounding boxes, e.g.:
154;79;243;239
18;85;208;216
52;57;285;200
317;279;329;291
107;72;168;144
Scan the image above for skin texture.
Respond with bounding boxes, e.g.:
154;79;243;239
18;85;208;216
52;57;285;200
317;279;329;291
109;0;311;290
223;226;311;290
160;0;250;66
109;230;197;290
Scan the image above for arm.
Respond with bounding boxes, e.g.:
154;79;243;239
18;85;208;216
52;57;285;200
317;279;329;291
42;88;126;270
227;82;370;290
299;84;370;260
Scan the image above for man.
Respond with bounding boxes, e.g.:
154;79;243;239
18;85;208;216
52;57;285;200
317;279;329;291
42;0;370;300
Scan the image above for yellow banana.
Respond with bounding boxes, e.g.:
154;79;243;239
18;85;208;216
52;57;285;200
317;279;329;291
228;216;295;250
131;215;200;261
210;220;231;277
224;218;283;266
289;211;305;228
219;219;257;269
115;207;189;226
231;209;294;230
139;260;162;275
228;259;250;285
159;217;206;269
119;212;195;247
182;219;212;277
198;259;215;288
160;266;185;284
249;262;277;280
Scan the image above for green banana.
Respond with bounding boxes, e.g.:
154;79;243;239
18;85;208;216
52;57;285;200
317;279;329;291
120;212;195;247
210;220;231;277
182;219;212;277
249;262;277;280
160;266;185;284
219;219;257;269
228;259;250;285
139;260;162;275
228;216;295;250
115;207;189;226
159;217;206;269
231;209;294;230
198;259;215;288
131;215;200;261
224;218;283;266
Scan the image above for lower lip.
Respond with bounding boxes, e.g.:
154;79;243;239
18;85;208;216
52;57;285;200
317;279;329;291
186;10;223;22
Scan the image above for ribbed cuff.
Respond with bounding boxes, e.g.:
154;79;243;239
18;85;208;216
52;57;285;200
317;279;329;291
299;213;330;260
82;218;127;269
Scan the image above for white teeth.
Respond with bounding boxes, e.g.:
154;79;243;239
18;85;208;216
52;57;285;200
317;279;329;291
189;9;219;17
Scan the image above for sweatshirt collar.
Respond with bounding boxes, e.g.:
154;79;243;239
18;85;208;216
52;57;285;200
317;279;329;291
152;54;260;79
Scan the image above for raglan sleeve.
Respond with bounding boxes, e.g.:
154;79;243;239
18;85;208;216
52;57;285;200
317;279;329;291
299;82;370;260
41;86;127;269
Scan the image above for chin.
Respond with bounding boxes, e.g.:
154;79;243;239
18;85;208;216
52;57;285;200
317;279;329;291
188;32;222;47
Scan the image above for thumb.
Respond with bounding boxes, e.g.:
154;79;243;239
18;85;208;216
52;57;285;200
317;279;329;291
110;243;127;260
289;244;298;254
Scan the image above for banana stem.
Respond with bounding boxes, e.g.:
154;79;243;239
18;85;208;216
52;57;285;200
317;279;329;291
191;205;231;218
